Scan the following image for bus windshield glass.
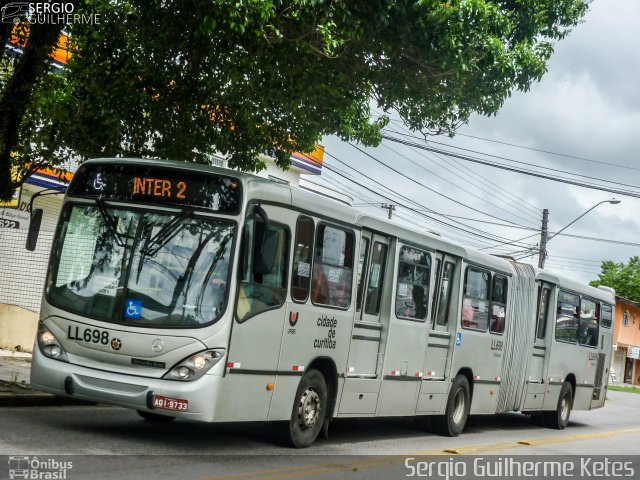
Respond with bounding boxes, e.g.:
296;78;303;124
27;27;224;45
46;204;234;328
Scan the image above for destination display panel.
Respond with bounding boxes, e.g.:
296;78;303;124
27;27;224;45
68;163;242;213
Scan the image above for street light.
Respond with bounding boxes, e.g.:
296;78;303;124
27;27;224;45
539;198;621;268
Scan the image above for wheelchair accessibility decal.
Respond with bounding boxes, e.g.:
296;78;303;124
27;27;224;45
125;299;143;319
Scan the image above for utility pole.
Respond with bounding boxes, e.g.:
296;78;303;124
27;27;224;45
381;204;395;219
538;208;549;269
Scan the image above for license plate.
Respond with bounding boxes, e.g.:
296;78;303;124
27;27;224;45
152;394;189;412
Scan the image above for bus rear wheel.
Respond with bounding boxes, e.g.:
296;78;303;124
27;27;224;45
544;381;573;429
284;369;327;448
433;374;470;437
137;410;176;423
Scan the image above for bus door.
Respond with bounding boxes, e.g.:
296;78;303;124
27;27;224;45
223;205;291;421
339;231;390;415
523;282;553;411
415;253;457;414
377;243;432;416
591;303;613;409
424;254;457;380
531;283;553;383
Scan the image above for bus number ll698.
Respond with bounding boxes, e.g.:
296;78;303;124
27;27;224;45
67;325;110;345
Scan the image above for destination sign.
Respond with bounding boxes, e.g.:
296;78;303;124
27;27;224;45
68;162;242;213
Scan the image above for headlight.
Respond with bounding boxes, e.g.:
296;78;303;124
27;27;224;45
37;324;68;362
163;349;225;381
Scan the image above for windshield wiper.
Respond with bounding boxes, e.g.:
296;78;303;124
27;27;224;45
142;207;194;256
96;198;126;247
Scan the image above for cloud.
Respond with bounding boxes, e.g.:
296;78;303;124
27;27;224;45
320;0;639;283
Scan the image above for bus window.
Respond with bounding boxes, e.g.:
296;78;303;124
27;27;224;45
490;275;507;334
395;246;430;321
461;267;490;331
364;242;388;315
578;298;599;347
536;287;551;339
355;237;370;311
311;224;355;309
237;217;289;322
601;304;613;328
435;261;454;326
291;216;314;303
555;290;580;343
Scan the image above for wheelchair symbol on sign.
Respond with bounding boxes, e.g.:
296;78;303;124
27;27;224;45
93;173;106;191
125;299;142;319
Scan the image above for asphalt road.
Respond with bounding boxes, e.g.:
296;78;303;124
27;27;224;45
1;390;639;480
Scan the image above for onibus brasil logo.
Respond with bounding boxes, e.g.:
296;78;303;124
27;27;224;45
8;456;73;479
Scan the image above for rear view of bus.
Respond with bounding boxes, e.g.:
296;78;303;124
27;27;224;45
30;159;241;422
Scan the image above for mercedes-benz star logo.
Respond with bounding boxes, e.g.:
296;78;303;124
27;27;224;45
151;339;164;352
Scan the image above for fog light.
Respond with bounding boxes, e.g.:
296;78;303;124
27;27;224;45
177;366;192;379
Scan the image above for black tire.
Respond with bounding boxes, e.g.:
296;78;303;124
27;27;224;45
432;374;470;437
543;381;573;429
283;369;327;448
137;410;176;423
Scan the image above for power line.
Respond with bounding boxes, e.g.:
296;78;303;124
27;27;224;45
385;129;640;192
451;131;640;174
376;113;542;218
323;151;537;249
347;142;539;228
381;134;640;199
379;142;540;226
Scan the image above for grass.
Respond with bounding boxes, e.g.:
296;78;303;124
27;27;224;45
608;385;640;394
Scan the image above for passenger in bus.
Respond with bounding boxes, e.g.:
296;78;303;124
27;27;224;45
413;285;427;319
311;264;330;305
461;297;475;327
490;305;505;333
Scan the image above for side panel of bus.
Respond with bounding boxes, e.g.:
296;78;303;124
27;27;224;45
543;288;609;412
448;263;507;415
270;212;358;421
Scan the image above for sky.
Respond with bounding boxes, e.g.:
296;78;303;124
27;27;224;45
318;0;640;285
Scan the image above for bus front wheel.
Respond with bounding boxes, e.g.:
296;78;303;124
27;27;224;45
544;381;573;429
433;374;470;437
284;369;327;448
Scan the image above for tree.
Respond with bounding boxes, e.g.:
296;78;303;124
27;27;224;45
1;0;590;201
0;19;67;200
590;257;640;302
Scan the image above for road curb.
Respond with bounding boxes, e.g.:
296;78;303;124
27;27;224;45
0;381;95;407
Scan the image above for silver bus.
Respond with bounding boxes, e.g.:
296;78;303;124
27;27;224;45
28;158;615;447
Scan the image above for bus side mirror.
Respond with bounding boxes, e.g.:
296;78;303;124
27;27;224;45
26;209;43;251
254;229;279;275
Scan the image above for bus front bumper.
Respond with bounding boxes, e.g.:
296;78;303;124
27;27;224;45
30;347;221;422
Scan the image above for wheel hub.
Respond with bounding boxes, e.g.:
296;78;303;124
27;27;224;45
297;387;321;430
452;388;466;424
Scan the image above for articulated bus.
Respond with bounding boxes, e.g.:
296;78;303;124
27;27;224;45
28;158;615;447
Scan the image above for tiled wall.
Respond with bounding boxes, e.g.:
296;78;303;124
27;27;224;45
0;229;54;312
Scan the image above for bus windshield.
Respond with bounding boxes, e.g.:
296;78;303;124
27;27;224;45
46;204;235;328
